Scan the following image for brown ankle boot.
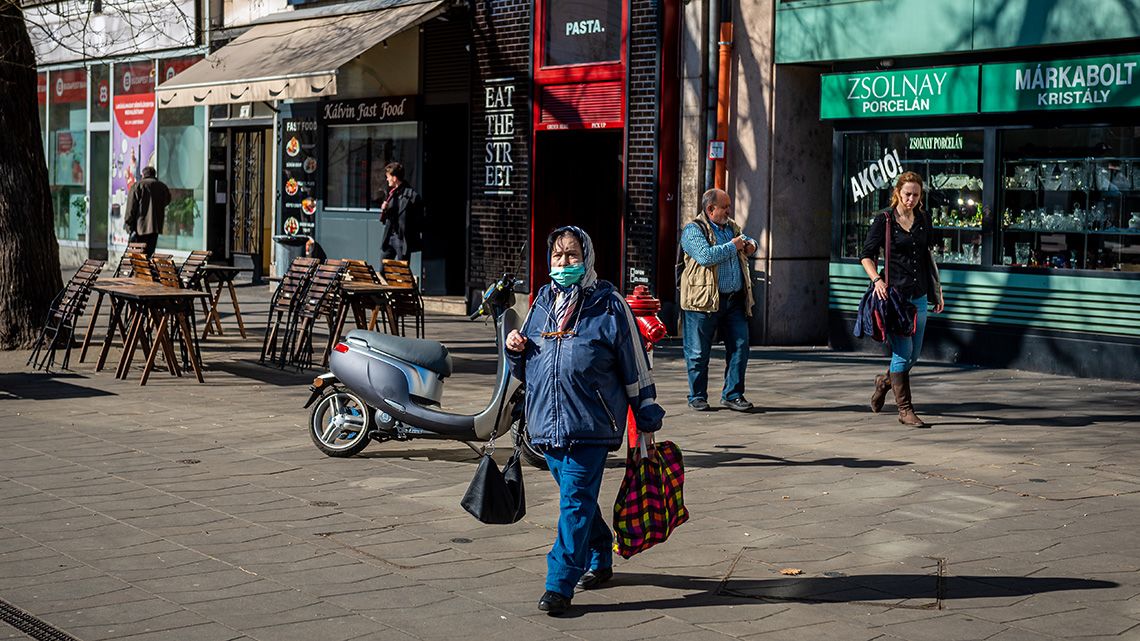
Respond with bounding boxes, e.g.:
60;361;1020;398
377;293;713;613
870;371;891;413
890;372;927;427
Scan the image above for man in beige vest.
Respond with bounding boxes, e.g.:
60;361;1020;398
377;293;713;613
679;189;756;411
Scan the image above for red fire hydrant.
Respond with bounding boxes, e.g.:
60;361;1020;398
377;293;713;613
624;285;666;444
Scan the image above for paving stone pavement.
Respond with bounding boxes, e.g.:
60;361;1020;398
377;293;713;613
2;281;1138;641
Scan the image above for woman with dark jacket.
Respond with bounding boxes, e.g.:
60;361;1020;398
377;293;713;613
860;171;944;427
506;226;665;616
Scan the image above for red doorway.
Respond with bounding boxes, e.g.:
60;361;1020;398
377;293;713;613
531;129;624;288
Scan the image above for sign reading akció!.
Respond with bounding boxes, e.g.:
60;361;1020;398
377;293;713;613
820;65;979;119
981;54;1140;112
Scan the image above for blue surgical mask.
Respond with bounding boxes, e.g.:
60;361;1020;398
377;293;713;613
550;263;586;287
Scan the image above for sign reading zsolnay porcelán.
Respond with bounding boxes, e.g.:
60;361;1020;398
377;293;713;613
981;54;1140;112
820;65;979;119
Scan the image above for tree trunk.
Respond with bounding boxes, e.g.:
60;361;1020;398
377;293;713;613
0;1;64;349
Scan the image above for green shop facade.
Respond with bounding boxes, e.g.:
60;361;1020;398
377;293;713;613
777;0;1140;380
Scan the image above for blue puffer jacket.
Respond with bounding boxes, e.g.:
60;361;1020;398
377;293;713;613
507;280;666;450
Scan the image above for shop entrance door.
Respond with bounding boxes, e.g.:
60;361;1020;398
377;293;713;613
533;129;624;287
88;130;110;259
228;128;272;279
422;104;468;294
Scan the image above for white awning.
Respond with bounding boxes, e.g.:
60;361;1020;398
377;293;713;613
157;0;444;108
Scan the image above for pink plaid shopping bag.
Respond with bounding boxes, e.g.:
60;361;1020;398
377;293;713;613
613;438;689;559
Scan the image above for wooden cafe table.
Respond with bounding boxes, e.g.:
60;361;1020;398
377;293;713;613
200;264;250;339
89;280;210;385
331;281;402;345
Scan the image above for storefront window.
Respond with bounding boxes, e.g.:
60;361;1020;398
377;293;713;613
841;130;984;264
48;68;89;242
1000;127;1140;272
157;106;206;251
544;0;622;67
155;57;206;251
326;123;418;210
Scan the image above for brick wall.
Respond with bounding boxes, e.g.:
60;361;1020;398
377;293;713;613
469;0;665;298
624;0;661;294
468;1;532;295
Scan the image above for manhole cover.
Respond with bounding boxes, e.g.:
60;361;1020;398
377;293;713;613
310;500;339;507
451;537;473;544
176;459;201;465
717;547;944;610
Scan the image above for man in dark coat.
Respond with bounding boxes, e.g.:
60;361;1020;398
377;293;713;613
378;162;424;261
125;166;171;255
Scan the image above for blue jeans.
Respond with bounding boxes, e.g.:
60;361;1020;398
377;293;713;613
888;294;928;373
683;292;750;403
543;445;612;598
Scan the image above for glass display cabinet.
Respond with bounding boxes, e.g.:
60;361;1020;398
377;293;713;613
999;128;1140;272
840;130;984;265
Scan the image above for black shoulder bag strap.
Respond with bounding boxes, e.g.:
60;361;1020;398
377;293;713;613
883;209;892;286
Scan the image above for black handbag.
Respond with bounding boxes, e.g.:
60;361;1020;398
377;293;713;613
460;432;526;525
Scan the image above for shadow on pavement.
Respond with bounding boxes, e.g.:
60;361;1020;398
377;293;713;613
0;373;116;400
561;572;1118;616
206;360;314;386
684;448;910;469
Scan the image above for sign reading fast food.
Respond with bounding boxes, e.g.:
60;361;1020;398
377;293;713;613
321;96;418;125
280;117;320;236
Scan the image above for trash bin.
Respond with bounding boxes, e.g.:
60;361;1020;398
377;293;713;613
273;234;310;278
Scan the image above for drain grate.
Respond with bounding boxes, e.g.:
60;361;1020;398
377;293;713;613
716;547;946;610
0;598;83;641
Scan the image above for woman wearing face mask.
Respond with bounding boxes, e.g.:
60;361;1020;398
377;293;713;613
505;226;665;616
860;171;944;427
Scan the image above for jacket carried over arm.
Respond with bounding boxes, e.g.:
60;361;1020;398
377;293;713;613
506;281;666;450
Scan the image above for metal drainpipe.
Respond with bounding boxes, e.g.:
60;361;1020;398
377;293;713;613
714;6;732;190
703;0;720;191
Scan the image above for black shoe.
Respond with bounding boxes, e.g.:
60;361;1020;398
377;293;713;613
576;567;614;590
538;590;571;615
721;396;754;412
688;399;711;411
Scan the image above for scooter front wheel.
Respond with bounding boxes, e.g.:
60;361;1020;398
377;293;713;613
310;388;373;457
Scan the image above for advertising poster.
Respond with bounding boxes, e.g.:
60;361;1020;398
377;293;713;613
54;130;86;186
110;62;157;247
280;117;320;237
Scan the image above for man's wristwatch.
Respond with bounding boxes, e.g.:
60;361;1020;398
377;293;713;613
872;277;882;284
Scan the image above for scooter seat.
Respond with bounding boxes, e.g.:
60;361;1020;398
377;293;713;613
345;329;453;377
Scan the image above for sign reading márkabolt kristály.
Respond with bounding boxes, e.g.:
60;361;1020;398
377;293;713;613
981;54;1140;113
820;65;979;119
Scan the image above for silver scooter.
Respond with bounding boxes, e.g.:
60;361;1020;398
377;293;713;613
304;273;545;467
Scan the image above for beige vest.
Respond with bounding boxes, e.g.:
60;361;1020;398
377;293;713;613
679;213;755;317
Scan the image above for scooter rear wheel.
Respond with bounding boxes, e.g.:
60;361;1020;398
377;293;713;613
511;414;547;470
310;388;373;457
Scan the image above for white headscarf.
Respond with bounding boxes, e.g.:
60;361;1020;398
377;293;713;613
547;226;598;331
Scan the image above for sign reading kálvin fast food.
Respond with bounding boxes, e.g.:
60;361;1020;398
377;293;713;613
981;54;1140;113
820;65;979;119
321;96;418;125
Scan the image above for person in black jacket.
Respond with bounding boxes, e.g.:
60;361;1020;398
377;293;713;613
125;167;171;256
377;162;424;261
860;171;944;427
